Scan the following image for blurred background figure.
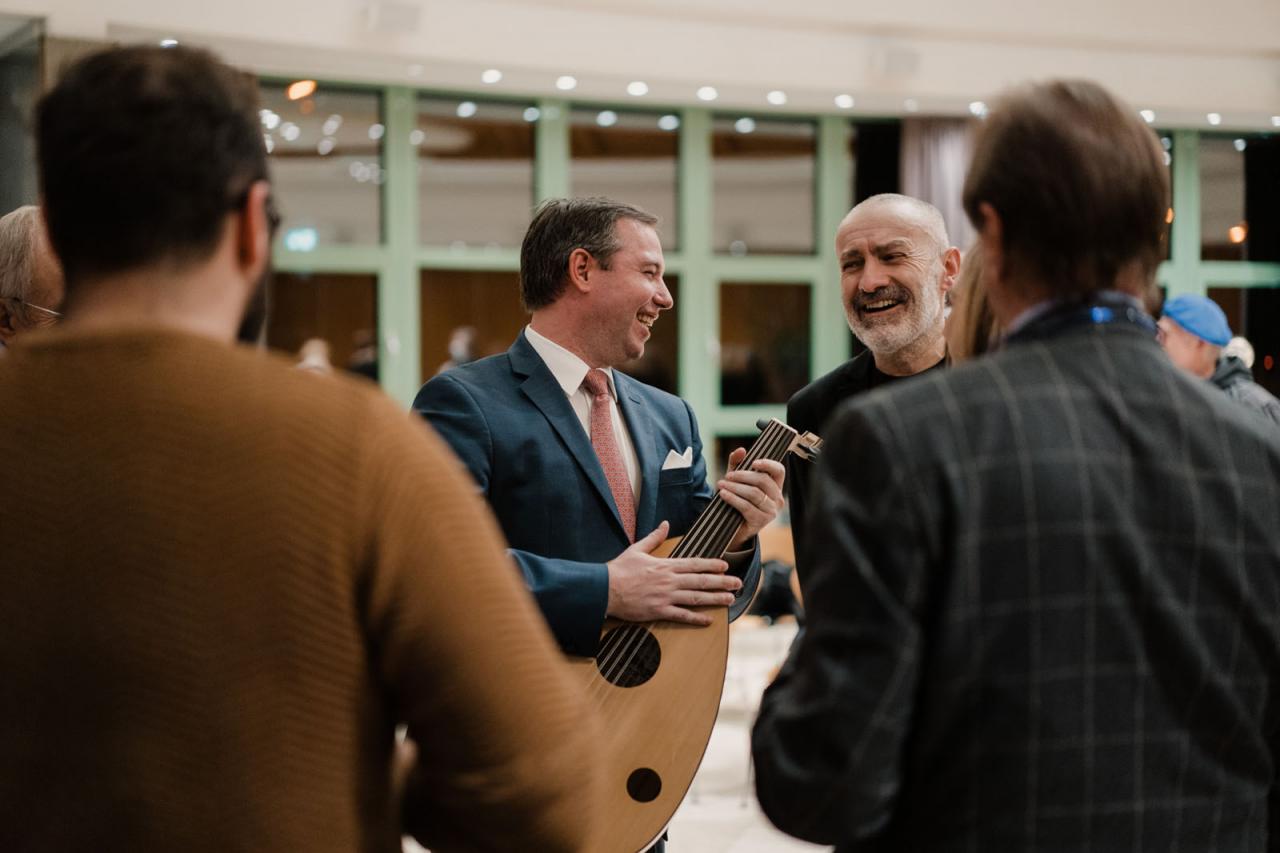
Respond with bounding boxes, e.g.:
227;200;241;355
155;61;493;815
295;336;332;373
945;243;1001;362
346;326;378;381
434;324;476;375
1159;294;1280;425
0;204;63;348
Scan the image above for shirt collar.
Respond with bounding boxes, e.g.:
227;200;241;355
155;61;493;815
524;324;616;399
1002;289;1143;342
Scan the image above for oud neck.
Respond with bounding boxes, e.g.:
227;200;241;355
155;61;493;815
669;420;796;561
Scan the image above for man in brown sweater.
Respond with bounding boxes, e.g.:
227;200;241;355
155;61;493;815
0;45;602;852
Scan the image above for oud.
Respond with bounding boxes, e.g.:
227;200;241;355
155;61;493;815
566;418;821;853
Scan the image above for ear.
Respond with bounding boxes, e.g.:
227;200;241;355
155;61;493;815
565;247;595;295
976;202;1005;289
0;299;17;342
235;180;272;285
938;246;962;294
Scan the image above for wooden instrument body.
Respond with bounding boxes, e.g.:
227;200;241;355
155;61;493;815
564;419;821;853
565;535;728;853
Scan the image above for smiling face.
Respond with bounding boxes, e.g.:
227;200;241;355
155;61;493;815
837;200;953;356
581;217;672;367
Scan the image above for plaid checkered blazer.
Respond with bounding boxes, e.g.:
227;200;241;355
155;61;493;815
753;309;1280;851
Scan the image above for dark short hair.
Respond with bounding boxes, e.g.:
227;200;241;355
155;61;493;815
519;197;658;311
962;80;1169;300
36;45;268;286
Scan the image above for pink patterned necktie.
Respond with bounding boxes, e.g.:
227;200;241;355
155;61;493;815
582;368;636;542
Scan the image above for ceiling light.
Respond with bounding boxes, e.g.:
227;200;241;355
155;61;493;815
657;114;680;131
556;75;577;91
834;94;855;109
522;107;541;122
1139;109;1155;123
481;68;502;84
286;80;317;101
696;86;718;102
1206;112;1222;126
596;110;618;128
903;98;919;112
627;81;649;97
159;38;178;48
766;90;787;106
1272;116;1280;127
279;122;300;142
969;101;987;118
1228;223;1247;244
1233;138;1247;152
734;117;756;134
263;135;274;154
456;101;478;118
368;123;385;140
321;114;343;136
317;137;335;156
409;129;425;146
259;109;280;131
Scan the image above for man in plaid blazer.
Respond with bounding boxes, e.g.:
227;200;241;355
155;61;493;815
753;80;1280;851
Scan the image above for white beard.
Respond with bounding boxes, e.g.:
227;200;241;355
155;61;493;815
849;282;946;356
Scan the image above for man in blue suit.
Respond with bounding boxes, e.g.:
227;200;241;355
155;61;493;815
413;197;784;658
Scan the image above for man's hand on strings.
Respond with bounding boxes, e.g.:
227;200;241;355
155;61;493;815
718;447;785;550
606;521;740;624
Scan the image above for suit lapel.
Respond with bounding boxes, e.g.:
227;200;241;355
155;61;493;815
614;372;660;538
509;333;629;538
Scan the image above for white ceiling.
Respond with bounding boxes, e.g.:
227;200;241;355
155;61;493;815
6;0;1280;128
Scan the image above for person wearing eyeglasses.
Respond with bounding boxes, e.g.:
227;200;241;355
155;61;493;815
0;205;64;350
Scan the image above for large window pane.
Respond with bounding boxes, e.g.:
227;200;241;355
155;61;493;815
267;272;378;380
712;118;815;255
1201;133;1280;261
260;83;382;247
719;282;810;405
419;269;525;379
570;109;678;249
417;98;535;248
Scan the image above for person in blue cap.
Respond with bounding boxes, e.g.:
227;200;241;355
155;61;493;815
1158;294;1280;425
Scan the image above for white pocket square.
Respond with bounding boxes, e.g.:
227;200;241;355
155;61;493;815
662;447;694;470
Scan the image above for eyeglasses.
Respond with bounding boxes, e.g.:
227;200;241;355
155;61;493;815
2;295;62;320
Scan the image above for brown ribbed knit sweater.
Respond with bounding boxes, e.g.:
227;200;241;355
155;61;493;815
0;327;603;852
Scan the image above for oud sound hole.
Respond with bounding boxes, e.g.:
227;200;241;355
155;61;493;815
595;626;660;688
627;767;662;803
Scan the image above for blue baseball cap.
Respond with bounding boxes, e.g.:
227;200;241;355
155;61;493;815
1162;295;1231;347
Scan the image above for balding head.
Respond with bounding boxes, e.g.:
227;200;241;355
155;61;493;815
840;194;950;256
0;206;64;343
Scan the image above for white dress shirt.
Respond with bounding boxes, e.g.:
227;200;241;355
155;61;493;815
524;325;642;504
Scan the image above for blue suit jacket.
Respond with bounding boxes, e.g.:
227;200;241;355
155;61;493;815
412;331;761;656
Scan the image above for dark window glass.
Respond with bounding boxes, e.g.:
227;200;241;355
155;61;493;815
852;121;901;203
570;109;678;250
1207;285;1280;398
420;269;525;379
417;98;536;249
260;83;382;247
712;118;815;255
1201;133;1280;262
267;272;378;380
720;282;810;405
